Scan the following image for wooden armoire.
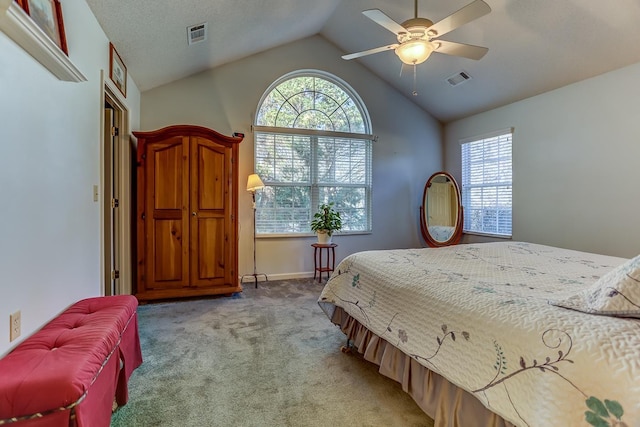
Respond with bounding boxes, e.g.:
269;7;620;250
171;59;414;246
133;125;243;301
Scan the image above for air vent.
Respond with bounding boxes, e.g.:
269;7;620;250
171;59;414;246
187;22;208;45
446;71;471;87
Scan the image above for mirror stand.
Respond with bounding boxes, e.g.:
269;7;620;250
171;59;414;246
420;171;464;247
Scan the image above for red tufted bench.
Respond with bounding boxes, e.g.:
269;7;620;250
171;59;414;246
0;295;142;427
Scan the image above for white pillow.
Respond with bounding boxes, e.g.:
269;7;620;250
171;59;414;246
550;254;640;318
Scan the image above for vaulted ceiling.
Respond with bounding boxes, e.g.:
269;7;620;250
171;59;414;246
86;0;640;122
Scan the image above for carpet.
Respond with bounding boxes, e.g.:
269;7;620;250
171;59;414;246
111;278;435;426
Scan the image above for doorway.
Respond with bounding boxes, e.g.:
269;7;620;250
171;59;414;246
102;83;133;296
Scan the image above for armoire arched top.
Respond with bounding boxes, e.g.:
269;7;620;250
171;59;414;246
133;125;243;163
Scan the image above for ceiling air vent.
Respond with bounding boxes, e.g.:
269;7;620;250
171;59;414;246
187;23;207;45
446;71;471;87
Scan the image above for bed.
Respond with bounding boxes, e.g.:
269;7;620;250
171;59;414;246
427;225;456;242
318;242;640;427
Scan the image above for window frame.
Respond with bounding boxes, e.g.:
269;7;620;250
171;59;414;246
460;128;513;238
253;70;374;237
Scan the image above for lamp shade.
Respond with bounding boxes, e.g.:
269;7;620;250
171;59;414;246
246;173;265;192
395;40;434;65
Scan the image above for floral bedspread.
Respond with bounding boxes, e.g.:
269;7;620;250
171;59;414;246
318;242;640;427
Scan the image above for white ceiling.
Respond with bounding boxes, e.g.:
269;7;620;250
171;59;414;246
85;0;640;122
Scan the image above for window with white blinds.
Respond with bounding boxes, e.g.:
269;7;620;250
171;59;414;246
254;71;373;235
461;129;513;237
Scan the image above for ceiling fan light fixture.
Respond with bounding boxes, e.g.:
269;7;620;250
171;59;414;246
342;1;490;64
395;40;434;65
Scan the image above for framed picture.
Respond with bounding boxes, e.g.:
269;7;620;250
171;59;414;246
21;0;68;55
109;42;127;97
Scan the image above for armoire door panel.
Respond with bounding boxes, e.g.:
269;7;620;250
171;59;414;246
190;137;233;288
153;219;185;286
194;138;226;210
192;216;225;285
145;136;190;291
153;141;185;209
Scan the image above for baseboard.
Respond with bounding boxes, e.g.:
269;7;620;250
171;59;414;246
239;272;315;283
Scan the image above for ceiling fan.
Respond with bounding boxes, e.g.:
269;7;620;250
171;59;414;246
342;0;491;66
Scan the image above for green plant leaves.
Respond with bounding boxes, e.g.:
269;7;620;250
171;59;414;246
310;202;342;234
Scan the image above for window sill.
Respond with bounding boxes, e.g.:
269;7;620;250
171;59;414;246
257;231;372;239
463;231;512;239
0;0;86;82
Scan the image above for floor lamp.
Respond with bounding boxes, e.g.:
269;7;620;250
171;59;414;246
241;173;268;288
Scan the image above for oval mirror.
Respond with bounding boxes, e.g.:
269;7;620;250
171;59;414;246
419;171;463;247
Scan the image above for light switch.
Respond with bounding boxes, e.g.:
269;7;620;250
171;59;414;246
93;185;99;202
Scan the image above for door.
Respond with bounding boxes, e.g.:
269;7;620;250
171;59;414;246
190;137;233;287
102;83;133;296
144;136;190;290
103;105;121;295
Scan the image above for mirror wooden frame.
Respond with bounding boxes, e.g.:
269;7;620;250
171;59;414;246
419;171;464;247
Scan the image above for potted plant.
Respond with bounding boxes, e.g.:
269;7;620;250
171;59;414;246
311;202;342;244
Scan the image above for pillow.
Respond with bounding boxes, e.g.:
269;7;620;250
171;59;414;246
550;254;640;318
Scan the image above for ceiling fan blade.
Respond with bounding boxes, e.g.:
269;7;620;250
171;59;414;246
434;40;488;60
362;9;407;35
427;0;491;38
342;44;399;60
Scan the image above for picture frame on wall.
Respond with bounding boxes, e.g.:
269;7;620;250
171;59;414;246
20;0;68;55
109;42;127;97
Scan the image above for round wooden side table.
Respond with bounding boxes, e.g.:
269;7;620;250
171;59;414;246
311;243;337;283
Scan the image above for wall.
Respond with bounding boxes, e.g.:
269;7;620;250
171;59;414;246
0;2;140;355
445;62;640;258
141;35;442;278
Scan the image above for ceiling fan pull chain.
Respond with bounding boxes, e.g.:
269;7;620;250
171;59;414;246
412;63;418;96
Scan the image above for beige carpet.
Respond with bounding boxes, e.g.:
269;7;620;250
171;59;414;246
111;278;434;427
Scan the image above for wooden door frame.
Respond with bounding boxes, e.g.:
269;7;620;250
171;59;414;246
100;72;133;296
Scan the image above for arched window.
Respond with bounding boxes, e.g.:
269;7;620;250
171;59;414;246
254;70;373;235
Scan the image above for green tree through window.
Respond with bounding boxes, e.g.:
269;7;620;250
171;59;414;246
254;70;373;235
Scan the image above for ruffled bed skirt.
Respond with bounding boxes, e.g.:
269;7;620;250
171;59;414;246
329;306;516;427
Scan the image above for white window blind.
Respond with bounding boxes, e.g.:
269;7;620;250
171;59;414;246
254;132;371;234
254;71;373;235
461;130;513;237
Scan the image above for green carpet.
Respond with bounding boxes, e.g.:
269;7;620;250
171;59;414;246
111;278;434;427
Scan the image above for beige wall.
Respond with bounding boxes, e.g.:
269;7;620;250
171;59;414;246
141;35;443;278
0;2;141;355
445;61;640;258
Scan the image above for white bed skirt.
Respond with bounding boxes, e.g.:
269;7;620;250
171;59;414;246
330;305;516;427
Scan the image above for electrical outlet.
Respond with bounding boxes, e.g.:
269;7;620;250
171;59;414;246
10;311;21;342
